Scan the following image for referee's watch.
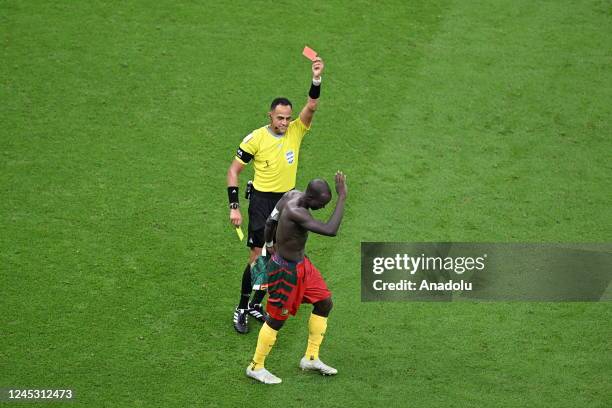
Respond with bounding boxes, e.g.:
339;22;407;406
229;202;239;210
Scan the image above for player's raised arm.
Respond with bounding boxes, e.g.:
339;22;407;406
299;57;325;128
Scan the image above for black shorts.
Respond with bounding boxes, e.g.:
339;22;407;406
247;189;285;248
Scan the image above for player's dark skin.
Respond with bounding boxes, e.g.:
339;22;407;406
263;172;347;331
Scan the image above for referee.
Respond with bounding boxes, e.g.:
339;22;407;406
227;56;325;334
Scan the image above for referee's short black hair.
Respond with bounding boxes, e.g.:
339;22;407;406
270;97;292;110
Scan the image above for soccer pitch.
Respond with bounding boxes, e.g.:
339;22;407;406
1;1;611;406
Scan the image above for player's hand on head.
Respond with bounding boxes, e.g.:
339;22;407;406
230;208;242;227
334;171;347;197
312;57;324;79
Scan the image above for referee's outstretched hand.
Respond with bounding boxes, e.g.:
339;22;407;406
230;208;242;227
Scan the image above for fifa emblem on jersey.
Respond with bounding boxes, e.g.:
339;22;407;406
285;150;294;164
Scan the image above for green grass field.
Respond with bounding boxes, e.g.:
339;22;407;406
2;1;611;406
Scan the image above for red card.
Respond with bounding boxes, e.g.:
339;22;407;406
302;46;318;62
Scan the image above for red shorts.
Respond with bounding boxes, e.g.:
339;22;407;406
266;254;331;321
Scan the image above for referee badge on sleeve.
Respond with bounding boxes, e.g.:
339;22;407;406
285;150;294;164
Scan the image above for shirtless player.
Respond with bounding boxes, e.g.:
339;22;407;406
245;171;347;384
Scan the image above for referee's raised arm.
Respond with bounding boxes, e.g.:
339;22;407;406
299;56;325;128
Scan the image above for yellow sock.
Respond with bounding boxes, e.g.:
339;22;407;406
250;323;278;371
305;313;328;360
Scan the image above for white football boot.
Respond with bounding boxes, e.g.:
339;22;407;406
299;357;338;375
246;366;282;384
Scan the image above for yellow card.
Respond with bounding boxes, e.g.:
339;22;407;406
235;226;244;241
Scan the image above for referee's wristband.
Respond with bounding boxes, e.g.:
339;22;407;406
228;186;239;205
309;79;321;99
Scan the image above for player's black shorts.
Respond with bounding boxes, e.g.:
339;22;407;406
247;189;285;248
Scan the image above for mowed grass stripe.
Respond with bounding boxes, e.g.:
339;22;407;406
333;1;611;407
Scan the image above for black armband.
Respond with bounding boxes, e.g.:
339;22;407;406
228;186;239;205
236;147;253;163
308;82;321;99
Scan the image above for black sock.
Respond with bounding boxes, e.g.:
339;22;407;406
238;264;251;309
250;290;266;305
